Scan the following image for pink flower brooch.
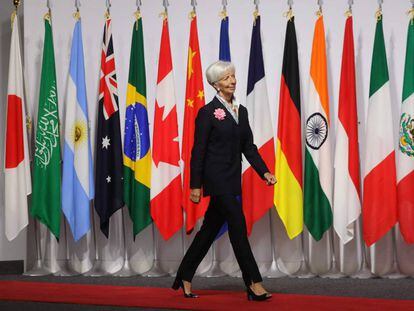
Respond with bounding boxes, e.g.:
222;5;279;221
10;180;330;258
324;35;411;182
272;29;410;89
214;108;226;121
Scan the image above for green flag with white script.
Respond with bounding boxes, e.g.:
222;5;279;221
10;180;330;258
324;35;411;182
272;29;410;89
31;15;62;240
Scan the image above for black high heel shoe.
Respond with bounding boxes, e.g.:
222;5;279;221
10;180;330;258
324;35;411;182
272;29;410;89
246;286;272;301
172;278;199;298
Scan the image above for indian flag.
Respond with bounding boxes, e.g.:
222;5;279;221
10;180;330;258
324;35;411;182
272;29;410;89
304;15;333;241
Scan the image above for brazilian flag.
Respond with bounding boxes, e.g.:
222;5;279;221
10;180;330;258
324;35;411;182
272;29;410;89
123;15;152;237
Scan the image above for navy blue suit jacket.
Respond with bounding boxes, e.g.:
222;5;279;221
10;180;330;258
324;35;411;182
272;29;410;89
190;97;269;196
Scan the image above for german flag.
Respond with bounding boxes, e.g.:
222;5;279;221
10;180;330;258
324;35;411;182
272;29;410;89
274;17;303;239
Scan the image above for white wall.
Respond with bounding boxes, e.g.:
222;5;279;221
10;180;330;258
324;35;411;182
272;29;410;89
0;2;27;262
0;0;410;263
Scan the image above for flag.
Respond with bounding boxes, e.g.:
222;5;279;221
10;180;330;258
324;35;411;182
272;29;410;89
304;15;333;241
62;19;94;242
219;15;230;62
182;13;209;234
95;17;124;238
274;16;303;240
242;15;275;235
363;14;397;246
123;16;152;237
31;15;62;240
215;13;232;239
397;17;414;244
4;12;31;241
151;17;183;240
333;15;361;244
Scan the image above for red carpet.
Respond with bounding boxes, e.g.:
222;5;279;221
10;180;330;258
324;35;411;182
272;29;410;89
0;280;413;311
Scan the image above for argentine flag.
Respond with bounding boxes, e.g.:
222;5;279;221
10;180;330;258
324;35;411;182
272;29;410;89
62;20;94;241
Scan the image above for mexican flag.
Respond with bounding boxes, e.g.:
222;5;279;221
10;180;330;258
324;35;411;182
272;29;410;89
397;17;414;244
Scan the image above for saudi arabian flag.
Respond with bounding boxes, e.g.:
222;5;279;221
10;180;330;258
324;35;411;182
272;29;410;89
123;16;152;237
31;16;62;240
304;16;333;241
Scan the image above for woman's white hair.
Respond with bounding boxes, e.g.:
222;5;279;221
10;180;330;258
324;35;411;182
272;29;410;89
205;61;235;86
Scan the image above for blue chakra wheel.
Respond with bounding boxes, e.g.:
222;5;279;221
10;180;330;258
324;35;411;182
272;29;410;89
305;112;328;150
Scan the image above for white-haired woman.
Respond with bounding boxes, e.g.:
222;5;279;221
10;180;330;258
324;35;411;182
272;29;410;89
172;61;276;301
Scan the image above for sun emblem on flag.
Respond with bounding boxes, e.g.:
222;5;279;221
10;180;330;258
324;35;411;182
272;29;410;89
305;112;328;150
399;112;414;157
71;121;87;147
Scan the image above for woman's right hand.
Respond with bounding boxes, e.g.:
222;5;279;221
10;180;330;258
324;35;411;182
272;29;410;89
190;188;201;203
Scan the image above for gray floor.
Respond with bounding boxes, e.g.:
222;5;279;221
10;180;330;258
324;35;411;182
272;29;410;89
0;275;413;310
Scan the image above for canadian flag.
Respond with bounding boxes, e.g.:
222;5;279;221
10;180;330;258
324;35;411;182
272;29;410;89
150;17;183;240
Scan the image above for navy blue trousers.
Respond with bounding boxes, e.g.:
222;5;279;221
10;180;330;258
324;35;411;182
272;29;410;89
176;195;262;287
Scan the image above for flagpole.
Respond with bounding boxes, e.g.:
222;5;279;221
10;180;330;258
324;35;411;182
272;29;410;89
142;224;167;277
84;209;108;276
53;220;80;276
113;208;137;277
265;210;285;278
24;219;52;276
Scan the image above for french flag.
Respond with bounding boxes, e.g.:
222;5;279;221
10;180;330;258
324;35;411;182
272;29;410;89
242;15;275;235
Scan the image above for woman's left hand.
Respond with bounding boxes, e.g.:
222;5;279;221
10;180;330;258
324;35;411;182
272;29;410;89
264;172;277;185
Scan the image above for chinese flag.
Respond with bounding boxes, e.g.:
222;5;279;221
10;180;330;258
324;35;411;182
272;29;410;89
182;14;210;233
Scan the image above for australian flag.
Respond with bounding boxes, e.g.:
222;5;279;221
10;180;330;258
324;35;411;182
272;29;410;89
94;17;123;238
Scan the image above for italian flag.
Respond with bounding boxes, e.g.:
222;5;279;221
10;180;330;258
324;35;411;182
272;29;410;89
397;17;414;244
363;13;397;247
4;13;31;241
304;15;333;241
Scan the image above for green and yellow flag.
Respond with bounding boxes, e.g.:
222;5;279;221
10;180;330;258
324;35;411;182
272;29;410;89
123;15;152;237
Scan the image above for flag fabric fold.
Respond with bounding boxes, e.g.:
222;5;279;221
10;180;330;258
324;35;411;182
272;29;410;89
242;15;275;235
123;16;152;237
62;19;94;242
304;15;333;241
363;13;397;246
94;17;124;238
397;17;414;244
182;14;209;234
5;13;31;241
274;16;303;240
333;15;361;244
151;17;183;241
31;15;62;240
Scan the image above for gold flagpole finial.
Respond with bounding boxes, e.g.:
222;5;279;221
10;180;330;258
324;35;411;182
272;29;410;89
283;0;294;20
159;0;168;20
135;0;142;22
345;0;353;17
316;0;323;17
11;0;20;28
408;0;414;24
220;0;228;19
375;0;383;21
73;0;81;20
189;0;197;19
253;0;259;22
104;0;111;19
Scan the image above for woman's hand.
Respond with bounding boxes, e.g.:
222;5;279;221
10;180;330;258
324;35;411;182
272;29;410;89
264;172;277;185
190;188;202;203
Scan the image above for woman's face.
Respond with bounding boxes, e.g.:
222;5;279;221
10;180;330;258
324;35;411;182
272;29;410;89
215;69;236;98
